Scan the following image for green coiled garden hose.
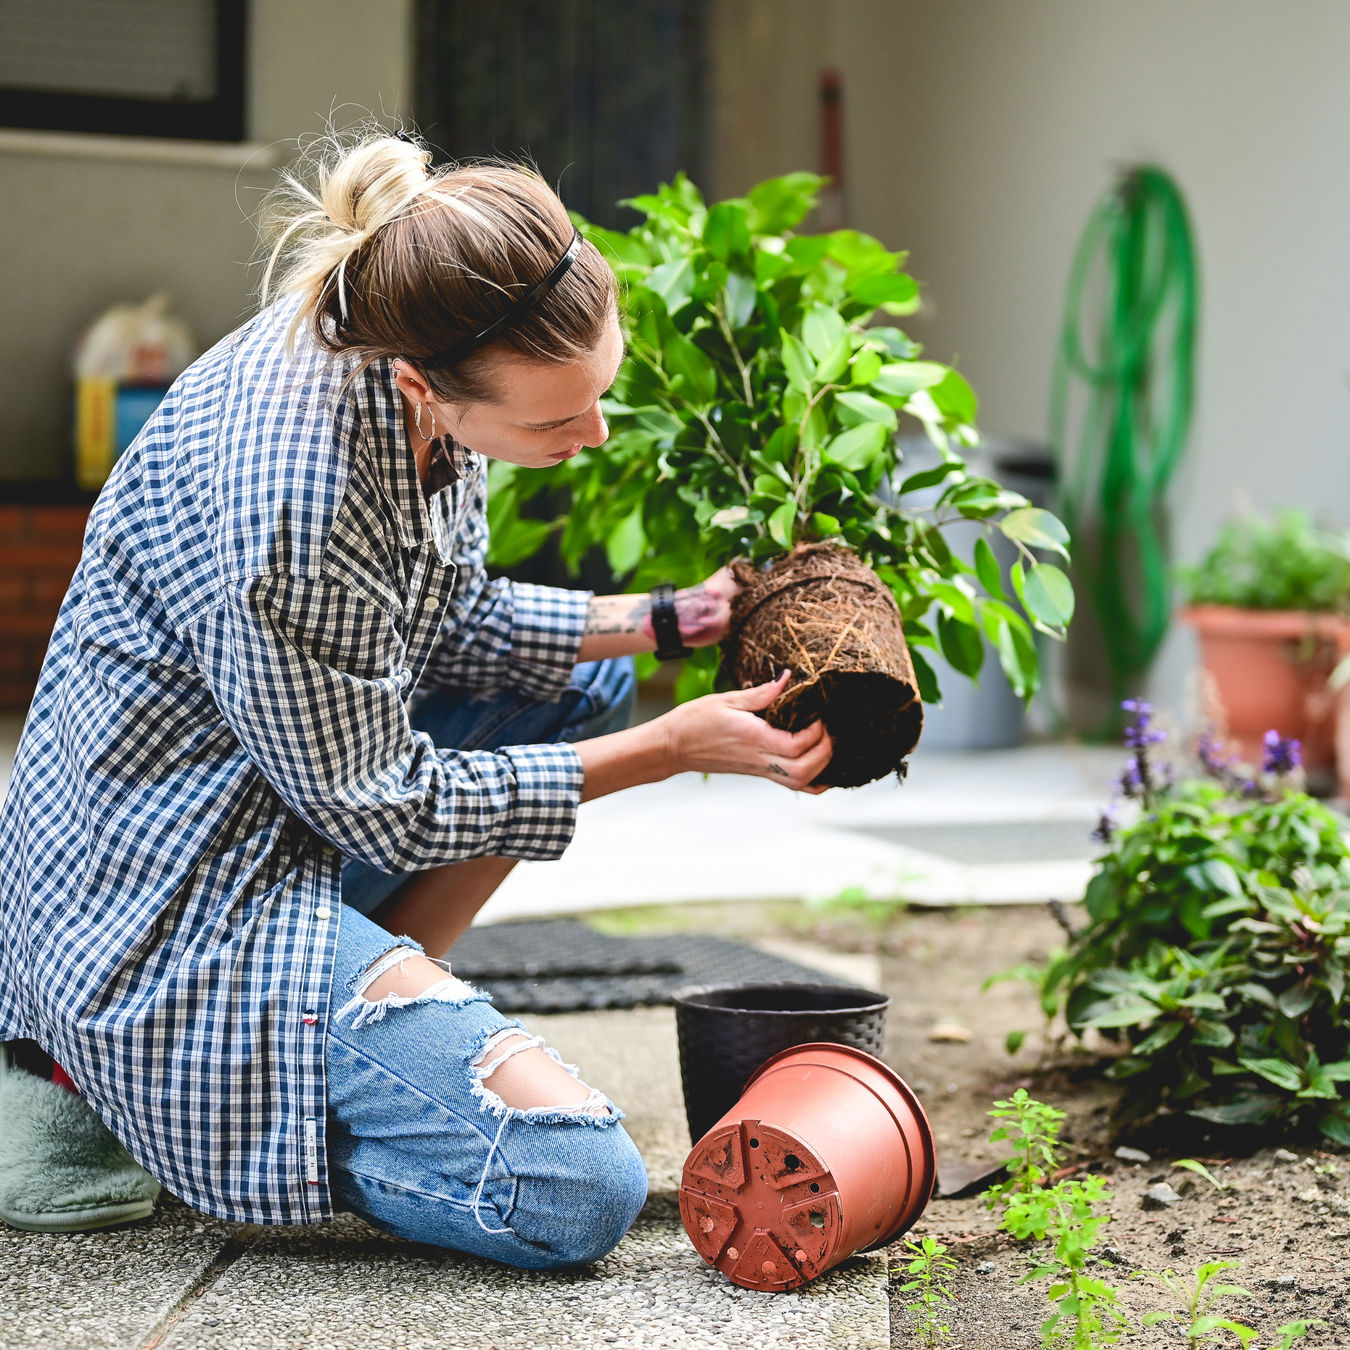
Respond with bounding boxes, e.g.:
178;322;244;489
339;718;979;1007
1050;165;1199;725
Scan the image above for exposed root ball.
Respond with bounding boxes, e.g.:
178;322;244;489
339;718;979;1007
723;543;923;788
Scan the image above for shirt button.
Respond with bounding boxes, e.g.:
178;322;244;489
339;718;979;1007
423;595;440;610
322;844;337;858
315;907;332;921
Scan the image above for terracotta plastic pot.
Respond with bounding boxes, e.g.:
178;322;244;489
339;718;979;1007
679;1042;935;1292
673;981;890;1144
1182;606;1350;781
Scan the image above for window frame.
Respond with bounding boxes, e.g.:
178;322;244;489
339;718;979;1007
0;0;246;143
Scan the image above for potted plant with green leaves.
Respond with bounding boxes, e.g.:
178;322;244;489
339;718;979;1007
1180;509;1350;791
488;171;1075;785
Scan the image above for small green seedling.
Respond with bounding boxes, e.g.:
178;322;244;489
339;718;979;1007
1135;1262;1320;1347
1138;1261;1253;1345
1014;1175;1129;1349
1173;1159;1227;1191
895;1236;957;1347
986;1087;1066;1205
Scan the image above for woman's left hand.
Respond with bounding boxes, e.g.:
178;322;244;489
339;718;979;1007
666;566;743;648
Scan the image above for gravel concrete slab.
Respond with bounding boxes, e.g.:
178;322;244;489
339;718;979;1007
159;1198;889;1350
0;1195;239;1349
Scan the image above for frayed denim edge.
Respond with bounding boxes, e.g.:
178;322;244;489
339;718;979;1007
334;941;489;1030
465;1023;624;1130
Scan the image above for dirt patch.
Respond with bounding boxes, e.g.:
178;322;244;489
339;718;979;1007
874;905;1350;1348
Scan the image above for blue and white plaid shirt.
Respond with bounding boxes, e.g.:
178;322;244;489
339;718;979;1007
0;299;590;1224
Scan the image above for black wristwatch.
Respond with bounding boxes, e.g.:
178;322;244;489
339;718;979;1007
650;582;692;661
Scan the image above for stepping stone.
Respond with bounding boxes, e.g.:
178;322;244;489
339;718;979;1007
157;1198;890;1350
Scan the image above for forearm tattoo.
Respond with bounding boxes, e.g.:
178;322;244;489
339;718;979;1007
766;762;790;778
583;584;728;645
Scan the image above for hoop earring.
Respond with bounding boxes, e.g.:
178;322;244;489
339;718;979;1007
414;401;424;437
423;403;437;441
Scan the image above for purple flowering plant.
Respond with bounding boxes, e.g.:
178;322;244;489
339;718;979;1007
999;701;1350;1143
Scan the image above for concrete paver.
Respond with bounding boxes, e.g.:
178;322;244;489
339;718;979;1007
157;1201;888;1350
0;1202;235;1350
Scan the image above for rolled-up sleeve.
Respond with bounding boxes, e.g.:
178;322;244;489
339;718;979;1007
206;570;582;870
419;472;590;701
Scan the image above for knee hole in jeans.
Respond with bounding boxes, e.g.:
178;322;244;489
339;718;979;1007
471;1030;610;1117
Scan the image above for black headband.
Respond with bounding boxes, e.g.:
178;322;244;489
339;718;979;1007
416;229;584;372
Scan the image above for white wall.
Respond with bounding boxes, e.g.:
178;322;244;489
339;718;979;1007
0;0;413;480
711;0;1350;720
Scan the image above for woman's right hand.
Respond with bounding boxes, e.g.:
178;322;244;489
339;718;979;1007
657;670;834;793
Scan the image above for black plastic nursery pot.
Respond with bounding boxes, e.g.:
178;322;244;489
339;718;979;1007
672;981;891;1145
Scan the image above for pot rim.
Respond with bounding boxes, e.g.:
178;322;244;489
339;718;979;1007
672;980;891;1016
742;1040;935;1251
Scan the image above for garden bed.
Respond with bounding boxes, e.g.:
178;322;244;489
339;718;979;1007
868;904;1347;1348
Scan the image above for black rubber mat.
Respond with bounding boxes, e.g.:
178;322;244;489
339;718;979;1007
448;922;851;1013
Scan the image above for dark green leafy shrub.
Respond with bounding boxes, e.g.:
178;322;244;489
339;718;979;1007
488;171;1073;703
1037;707;1350;1142
1178;509;1350;612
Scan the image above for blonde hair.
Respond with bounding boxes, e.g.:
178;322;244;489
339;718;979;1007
257;127;616;403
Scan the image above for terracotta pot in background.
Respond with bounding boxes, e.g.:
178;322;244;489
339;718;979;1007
679;1043;934;1293
1183;606;1350;788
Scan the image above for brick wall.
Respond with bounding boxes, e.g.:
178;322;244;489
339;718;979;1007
0;505;90;707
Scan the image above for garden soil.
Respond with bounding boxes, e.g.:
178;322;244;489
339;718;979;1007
724;544;922;788
867;904;1350;1349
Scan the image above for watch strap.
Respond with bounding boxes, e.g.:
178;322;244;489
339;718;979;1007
650;582;692;661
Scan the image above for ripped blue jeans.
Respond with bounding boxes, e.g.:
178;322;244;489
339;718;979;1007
324;659;647;1269
326;905;649;1269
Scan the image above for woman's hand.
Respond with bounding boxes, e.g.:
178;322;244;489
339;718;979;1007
658;670;833;793
575;670;833;800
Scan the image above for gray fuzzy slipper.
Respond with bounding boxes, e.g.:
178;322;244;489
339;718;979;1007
0;1055;160;1232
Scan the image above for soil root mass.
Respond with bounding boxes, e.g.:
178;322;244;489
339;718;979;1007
724;543;923;788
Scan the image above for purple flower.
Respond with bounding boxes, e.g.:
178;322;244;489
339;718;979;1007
1262;729;1302;776
1197;732;1231;777
1122;698;1166;749
1116;759;1144;799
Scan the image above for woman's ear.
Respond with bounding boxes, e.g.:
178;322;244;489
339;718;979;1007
392;360;435;407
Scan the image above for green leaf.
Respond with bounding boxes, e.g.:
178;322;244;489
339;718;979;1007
1238;1057;1304;1091
999;507;1072;562
605;507;646;575
1005;1029;1027;1056
745;172;824;233
1134;1019;1184;1055
664;331;718;404
703;202;752;264
646;257;695;313
897;462;962;495
779;329;815;392
810;512;841;537
974;536;1006;600
813;335;852;384
1021;563;1075;629
1082;1003;1159;1028
937;611;984;678
723;272;757;329
486;516;555;568
752;473;788;501
1188;1094;1283;1125
767;501;796;549
834;391;898;430
802;303;847;361
1279;984;1316;1018
1320;1107;1350;1146
823;422;888;471
849;272;920;311
871;360;948;398
910;648;941;704
930;369;978;425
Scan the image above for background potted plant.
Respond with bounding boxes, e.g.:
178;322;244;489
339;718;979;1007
1180;509;1350;793
489;171;1075;784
